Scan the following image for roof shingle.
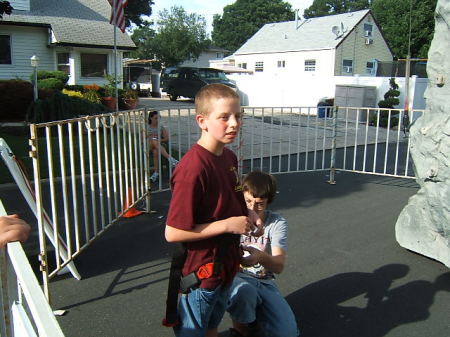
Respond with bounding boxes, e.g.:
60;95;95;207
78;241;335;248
1;0;135;49
235;10;370;55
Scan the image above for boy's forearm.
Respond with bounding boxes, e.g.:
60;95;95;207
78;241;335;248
165;219;228;242
259;253;285;274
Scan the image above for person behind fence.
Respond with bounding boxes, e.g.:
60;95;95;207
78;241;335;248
164;83;263;337
0;214;31;248
227;171;299;337
147;110;179;182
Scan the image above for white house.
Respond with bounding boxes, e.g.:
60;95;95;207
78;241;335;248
233;9;392;77
180;46;229;68
0;0;135;86
228;10;397;107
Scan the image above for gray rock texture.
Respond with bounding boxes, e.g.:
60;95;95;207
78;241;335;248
395;0;450;268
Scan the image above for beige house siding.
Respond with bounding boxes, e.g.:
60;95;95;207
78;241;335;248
335;13;393;76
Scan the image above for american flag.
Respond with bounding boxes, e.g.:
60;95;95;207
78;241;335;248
108;0;128;33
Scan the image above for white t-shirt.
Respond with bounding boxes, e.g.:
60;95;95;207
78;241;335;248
239;210;288;281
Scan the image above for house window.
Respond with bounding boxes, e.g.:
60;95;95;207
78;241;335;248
57;53;70;75
255;61;264;72
366;61;375;75
304;59;316;71
343;59;353;73
364;23;373;37
277;60;286;68
0;35;12;64
238;63;247;69
216;52;223;58
81;53;107;77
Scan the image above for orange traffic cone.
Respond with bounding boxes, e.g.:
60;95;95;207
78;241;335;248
122;188;144;218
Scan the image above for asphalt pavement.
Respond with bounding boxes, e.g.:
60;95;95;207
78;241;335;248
0;97;448;336
40;171;450;337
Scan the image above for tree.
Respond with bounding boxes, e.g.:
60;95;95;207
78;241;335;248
371;0;436;58
124;0;154;28
212;0;294;53
129;23;157;59
303;0;370;18
373;77;400;127
0;0;13;20
130;6;209;67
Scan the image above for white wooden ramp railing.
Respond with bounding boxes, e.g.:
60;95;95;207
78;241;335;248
0;201;65;336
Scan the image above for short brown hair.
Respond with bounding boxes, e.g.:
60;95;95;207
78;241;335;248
195;83;240;116
242;171;277;204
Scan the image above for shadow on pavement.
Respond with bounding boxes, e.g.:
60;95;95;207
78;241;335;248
287;267;450;337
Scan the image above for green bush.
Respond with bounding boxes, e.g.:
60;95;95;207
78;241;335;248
0;79;34;121
373;78;401;128
26;91;109;123
83;90;102;104
38;78;64;90
34;70;69;84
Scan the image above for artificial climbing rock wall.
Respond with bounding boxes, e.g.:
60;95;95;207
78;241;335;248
395;0;450;268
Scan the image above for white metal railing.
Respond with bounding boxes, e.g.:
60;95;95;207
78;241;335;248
0;201;65;336
155;106;424;189
29;109;153;300
22;104;423;305
333;106;423;178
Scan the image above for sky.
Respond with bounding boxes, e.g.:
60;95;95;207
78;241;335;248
149;0;314;35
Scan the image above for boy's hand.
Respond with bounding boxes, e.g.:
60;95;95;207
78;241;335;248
227;216;258;236
241;246;262;266
247;209;264;237
0;215;31;248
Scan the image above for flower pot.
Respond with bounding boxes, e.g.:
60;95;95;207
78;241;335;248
102;96;117;110
123;98;138;110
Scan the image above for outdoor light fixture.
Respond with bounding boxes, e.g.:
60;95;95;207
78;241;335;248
30;55;39;101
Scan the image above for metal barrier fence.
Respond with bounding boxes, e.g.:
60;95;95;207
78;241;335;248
29;109;157;300
27;105;424;302
154;106;424;190
0;201;64;337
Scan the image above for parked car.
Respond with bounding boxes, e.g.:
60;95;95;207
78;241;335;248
160;67;237;101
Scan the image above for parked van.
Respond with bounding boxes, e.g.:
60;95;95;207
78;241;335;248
160;67;237;101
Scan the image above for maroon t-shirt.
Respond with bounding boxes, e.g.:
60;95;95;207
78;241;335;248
166;143;247;289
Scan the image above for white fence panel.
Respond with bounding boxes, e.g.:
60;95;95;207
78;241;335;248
228;73;427;110
29;109;151;298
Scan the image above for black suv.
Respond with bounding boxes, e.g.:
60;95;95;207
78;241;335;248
160;67;237;101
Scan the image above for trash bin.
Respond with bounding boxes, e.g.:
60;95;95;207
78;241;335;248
325;98;334;117
317;101;327;118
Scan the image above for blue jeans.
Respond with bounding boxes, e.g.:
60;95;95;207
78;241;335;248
227;274;299;337
174;285;229;337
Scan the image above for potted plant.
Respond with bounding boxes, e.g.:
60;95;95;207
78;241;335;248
102;74;119;110
122;88;139;109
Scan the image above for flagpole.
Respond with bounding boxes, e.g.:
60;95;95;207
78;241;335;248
113;0;119;112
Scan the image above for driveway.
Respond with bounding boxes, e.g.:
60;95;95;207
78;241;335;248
138;95;195;110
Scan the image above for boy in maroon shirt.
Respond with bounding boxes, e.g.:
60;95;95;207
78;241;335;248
165;83;261;337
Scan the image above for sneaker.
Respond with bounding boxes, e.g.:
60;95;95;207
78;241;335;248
150;172;159;182
168;157;179;167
